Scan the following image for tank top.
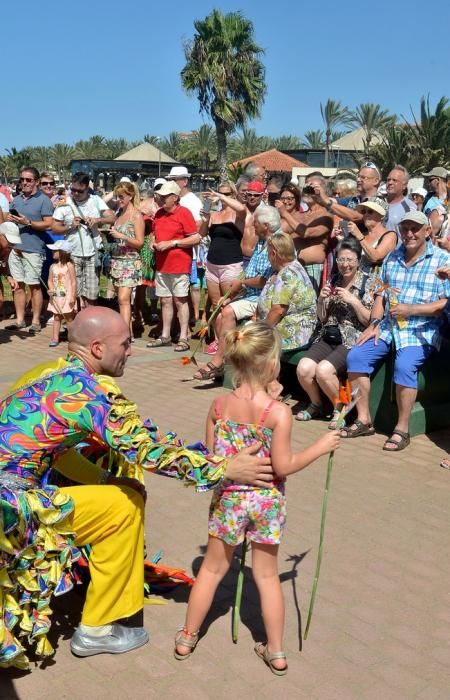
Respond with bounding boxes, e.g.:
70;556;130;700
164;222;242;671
213;397;284;492
207;221;243;265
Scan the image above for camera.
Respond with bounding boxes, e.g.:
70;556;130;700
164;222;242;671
302;186;316;196
267;192;280;206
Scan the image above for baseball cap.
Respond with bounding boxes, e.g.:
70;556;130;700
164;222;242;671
400;211;429;227
166;166;191;179
153;177;167;191
157;181;181;197
0;222;21;244
356;197;388;217
411;187;427;199
247;181;265;194
47;239;73;252
422;167;448;179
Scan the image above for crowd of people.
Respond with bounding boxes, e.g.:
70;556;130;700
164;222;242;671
1;161;450;454
0;158;450;675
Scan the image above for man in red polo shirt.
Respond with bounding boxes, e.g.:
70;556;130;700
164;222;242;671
147;181;200;352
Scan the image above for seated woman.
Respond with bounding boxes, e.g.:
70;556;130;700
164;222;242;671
257;232;316;351
296;239;376;426
201;182;246;354
347;198;397;275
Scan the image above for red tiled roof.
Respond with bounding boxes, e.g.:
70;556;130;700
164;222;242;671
229;148;308;172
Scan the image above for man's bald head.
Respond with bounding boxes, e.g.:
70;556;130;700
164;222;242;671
68;307;128;348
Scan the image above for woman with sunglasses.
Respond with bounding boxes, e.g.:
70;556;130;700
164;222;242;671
200;182;246;355
296;239;376;426
275;184;303;235
347;197;397;275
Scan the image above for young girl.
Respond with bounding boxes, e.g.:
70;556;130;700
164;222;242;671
47;240;77;347
174;321;340;675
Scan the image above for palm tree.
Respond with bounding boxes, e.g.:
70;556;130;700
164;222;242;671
49;144;75;181
73;135;107;159
29;146;51;172
143;134;161;146
272;135;302;150
181;9;266;180
160;132;183;160
350;103;396;155
228;127;267;161
104;138;132;159
4;147;32;176
367;124;414;177
320;99;352;166
180;125;217;170
302;130;326;149
402;96;450;172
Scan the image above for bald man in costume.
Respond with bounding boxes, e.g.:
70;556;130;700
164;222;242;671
0;307;273;669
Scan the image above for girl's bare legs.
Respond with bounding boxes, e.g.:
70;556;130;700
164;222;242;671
176;536;235;656
252;542;287;671
116;286;132;334
52;314;62;343
206;280;221;339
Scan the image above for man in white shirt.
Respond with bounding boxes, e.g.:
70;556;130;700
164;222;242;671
52;172;114;306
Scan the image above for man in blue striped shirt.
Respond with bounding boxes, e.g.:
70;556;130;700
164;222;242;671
341;211;450;451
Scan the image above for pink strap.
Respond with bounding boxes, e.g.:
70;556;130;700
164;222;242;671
214;398;223;420
259;400;276;426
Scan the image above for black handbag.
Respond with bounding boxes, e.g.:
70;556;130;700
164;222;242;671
321;324;342;345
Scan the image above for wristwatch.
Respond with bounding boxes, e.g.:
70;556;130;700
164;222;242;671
325;199;334;211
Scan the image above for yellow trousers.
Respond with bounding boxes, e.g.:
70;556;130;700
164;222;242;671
62;485;144;626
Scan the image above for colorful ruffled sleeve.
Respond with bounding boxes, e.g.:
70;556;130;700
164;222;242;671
76;374;227;492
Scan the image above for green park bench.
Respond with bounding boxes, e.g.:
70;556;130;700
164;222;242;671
223;340;450;437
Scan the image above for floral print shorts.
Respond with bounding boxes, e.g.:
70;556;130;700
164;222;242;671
208;489;287;546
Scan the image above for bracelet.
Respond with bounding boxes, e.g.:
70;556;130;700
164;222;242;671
98;470;112;484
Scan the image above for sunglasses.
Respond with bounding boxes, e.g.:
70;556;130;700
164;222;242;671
20;177;35;183
247;192;263;197
41;181;55;187
71;187;87;195
219;191;233;196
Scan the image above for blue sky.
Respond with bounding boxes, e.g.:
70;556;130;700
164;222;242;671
2;0;449;151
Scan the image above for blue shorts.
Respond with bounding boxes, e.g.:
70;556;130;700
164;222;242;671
346;338;434;389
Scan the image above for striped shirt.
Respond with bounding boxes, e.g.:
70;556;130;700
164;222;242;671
378;241;450;349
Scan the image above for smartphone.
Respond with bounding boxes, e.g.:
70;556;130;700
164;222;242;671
10;208;20;217
202;199;212;214
267;192;279;206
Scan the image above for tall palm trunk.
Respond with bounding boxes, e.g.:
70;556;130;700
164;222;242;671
215;119;228;182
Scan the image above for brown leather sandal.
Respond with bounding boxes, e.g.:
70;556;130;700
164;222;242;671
193;362;224;381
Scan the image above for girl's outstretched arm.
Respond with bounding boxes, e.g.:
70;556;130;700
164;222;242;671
205;401;217;452
270;403;340;477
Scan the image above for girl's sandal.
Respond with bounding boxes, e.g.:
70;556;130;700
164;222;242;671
295;402;323;422
254;643;288;676
328;408;342;430
174;627;199;660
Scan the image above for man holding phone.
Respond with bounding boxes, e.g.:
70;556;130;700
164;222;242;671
6;167;54;332
52;172;114;306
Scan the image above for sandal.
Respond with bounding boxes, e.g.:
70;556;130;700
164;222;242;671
382;429;410;452
340;419;375;438
146;336;171;348
254;642;288;676
328;408;342;430
174;339;190;352
193;362;224;381
29;324;42;334
48;340;59;348
440;457;450;470
295;402;323;422
174;627;199;660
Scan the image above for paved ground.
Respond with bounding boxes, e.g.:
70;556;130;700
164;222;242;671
1;324;450;700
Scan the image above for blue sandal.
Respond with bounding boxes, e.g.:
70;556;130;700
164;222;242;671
295;402;323;421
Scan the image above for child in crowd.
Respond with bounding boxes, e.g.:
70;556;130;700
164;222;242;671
174;321;340;675
47;240;77;347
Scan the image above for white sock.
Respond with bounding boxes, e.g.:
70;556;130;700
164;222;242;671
79;623;113;637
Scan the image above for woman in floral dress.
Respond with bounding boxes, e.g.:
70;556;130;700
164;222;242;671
109;181;145;336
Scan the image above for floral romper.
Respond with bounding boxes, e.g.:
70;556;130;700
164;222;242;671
208;398;287;546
